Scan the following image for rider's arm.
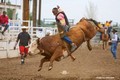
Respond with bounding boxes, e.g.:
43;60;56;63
57;5;64;12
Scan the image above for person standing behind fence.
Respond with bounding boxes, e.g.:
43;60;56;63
110;29;118;61
0;11;9;35
98;22;103;40
105;20;112;39
14;26;31;64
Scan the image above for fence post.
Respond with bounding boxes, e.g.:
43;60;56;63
6;40;9;58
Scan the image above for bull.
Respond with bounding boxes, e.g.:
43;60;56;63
28;18;102;71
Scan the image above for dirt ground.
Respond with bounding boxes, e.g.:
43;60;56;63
0;43;120;80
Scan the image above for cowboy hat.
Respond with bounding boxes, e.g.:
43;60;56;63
112;29;117;32
21;26;28;29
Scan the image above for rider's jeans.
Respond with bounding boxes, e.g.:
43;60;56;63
62;36;72;44
111;42;118;59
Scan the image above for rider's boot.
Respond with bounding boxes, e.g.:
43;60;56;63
70;43;77;52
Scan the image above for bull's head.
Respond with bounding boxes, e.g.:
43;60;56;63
28;39;40;55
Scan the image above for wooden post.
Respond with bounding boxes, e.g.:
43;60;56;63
23;0;29;26
32;0;37;27
38;0;41;27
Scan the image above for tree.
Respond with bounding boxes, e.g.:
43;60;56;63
7;9;13;19
7;0;13;19
29;12;32;20
85;1;97;20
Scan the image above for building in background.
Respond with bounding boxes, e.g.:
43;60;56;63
0;0;21;20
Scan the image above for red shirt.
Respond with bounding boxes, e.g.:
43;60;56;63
0;15;9;25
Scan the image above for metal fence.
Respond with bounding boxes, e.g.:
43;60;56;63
0;20;120;58
0;20;58;59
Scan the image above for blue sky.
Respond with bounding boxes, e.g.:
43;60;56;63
10;0;120;24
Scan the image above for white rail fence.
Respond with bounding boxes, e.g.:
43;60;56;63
0;20;58;59
0;20;102;59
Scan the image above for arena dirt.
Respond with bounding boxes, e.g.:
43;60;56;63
0;43;120;80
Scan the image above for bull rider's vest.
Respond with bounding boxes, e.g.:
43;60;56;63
55;12;69;27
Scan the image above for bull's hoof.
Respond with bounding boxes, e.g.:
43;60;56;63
70;55;76;61
48;66;53;71
72;57;76;61
88;46;92;51
28;53;32;56
89;48;92;51
38;67;42;71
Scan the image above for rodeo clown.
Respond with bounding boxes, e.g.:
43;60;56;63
14;26;31;64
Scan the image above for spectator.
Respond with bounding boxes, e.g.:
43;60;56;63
105;20;112;39
110;29;118;61
14;26;31;64
0;11;9;35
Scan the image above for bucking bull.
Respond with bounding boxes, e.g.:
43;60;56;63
28;18;102;71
